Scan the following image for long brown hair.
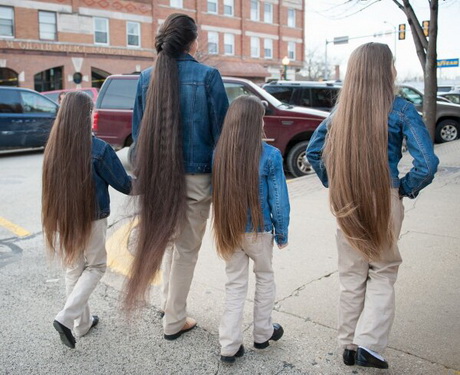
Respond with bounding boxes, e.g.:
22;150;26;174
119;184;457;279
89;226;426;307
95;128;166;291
323;42;395;260
42;91;95;266
212;96;265;260
124;14;198;308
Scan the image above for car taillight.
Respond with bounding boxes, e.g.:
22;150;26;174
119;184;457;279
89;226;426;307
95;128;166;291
92;111;99;132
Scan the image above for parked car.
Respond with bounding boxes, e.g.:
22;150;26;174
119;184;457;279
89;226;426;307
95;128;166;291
262;80;341;112
93;74;329;177
0;87;58;151
398;84;460;143
439;92;460;105
437;84;460;95
42;88;99;104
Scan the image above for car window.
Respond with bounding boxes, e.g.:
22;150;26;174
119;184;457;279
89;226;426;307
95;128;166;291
443;94;460;104
398;87;423;105
264;86;293;104
82;89;95;99
43;92;59;103
298;88;312;106
311;88;337;109
100;79;138;109
21;92;57;113
0;89;23;113
224;82;254;103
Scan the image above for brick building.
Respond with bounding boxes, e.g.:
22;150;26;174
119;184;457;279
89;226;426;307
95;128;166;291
0;0;305;91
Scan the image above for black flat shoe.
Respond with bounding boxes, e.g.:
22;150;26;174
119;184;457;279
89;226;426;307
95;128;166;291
220;345;245;364
254;323;284;349
355;347;389;369
343;349;356;366
53;320;76;349
91;315;99;329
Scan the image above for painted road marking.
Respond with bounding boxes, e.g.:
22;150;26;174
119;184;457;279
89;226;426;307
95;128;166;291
0;217;31;237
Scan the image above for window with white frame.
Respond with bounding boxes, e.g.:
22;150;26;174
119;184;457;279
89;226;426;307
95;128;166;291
39;11;56;40
208;0;217;13
287;8;296;28
127;21;140;47
0;6;14;37
264;38;273;59
224;0;234;16
224;33;234;55
208;31;218;54
264;3;273;23
170;0;183;8
250;37;260;58
288;41;296;60
250;0;259;21
94;17;109;44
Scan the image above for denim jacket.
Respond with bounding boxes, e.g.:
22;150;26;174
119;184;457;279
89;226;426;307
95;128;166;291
92;136;132;219
246;143;290;245
306;97;439;199
132;54;229;173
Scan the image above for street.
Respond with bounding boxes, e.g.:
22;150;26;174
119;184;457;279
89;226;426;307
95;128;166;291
0;142;459;375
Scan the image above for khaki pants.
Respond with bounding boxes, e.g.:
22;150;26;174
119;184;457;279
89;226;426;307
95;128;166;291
219;233;275;357
55;218;107;337
163;174;211;335
337;189;404;353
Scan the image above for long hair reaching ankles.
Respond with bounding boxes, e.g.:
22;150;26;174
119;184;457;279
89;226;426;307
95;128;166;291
323;43;396;260
42;91;95;267
212;96;265;260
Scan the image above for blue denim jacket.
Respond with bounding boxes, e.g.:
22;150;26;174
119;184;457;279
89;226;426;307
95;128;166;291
132;54;229;173
246;143;290;245
92;136;132;219
306;97;439;198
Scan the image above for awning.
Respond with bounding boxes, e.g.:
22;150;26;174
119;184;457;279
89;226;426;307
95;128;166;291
213;61;270;78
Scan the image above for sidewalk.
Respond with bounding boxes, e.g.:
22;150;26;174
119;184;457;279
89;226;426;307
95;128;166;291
1;141;459;375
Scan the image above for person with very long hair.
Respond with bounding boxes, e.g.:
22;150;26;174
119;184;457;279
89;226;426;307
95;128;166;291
306;43;439;369
212;96;290;364
42;91;132;349
127;13;229;339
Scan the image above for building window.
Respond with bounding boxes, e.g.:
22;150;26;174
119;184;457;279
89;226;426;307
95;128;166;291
0;67;18;87
264;38;273;59
207;0;217;13
94;17;109;45
224;0;234;16
250;37;260;58
39;11;57;40
250;0;259;21
170;0;183;8
0;6;14;37
127;21;140;47
34;66;63;92
287;8;296;28
208;31;218;54
264;3;273;23
288;41;296;60
224;33;234;55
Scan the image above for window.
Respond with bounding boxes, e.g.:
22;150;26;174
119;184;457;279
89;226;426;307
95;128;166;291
39;11;57;40
250;0;259;21
21;92;58;114
250;37;260;58
223;82;253;103
287;8;295;28
94;17;109;45
170;0;183;8
224;0;234;16
264;39;273;59
0;89;21;113
208;0;217;13
224;33;234;55
264;86;294;104
34;67;63;92
0;6;14;37
99;79;139;110
288;42;296;60
398;87;423;105
0;67;18;87
127;22;140;47
264;3;273;23
208;32;218;54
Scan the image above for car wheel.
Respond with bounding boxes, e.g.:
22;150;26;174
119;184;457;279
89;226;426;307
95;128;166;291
286;141;313;177
435;119;459;143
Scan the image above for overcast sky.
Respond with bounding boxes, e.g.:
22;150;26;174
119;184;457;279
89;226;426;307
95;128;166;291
305;0;460;83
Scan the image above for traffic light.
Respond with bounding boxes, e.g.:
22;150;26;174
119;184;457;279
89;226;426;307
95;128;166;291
422;20;430;37
398;23;406;40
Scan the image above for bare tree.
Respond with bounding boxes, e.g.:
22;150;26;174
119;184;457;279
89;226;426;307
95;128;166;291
301;47;333;81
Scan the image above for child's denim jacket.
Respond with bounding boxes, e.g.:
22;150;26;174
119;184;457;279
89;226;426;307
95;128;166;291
306;97;439;199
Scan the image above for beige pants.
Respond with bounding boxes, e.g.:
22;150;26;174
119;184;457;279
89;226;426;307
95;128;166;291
163;174;211;335
55;218;107;337
219;233;275;356
337;189;404;353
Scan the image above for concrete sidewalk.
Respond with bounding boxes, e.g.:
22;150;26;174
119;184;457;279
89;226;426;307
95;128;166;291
1;141;459;374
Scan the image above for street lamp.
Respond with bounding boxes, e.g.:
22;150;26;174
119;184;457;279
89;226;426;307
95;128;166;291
282;56;290;80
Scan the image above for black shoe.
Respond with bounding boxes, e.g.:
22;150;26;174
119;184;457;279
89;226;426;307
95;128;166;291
220;345;245;364
90;315;99;329
164;317;197;341
53;320;76;349
254;323;284;349
343;349;356;366
355;347;389;369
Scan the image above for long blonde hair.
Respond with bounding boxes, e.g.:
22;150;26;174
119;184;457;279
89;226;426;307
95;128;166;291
212;96;265;260
323;42;395;260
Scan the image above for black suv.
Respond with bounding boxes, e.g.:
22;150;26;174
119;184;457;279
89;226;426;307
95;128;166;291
263;81;341;112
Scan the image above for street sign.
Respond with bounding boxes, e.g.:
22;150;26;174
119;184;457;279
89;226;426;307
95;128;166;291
437;58;459;68
333;36;349;45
